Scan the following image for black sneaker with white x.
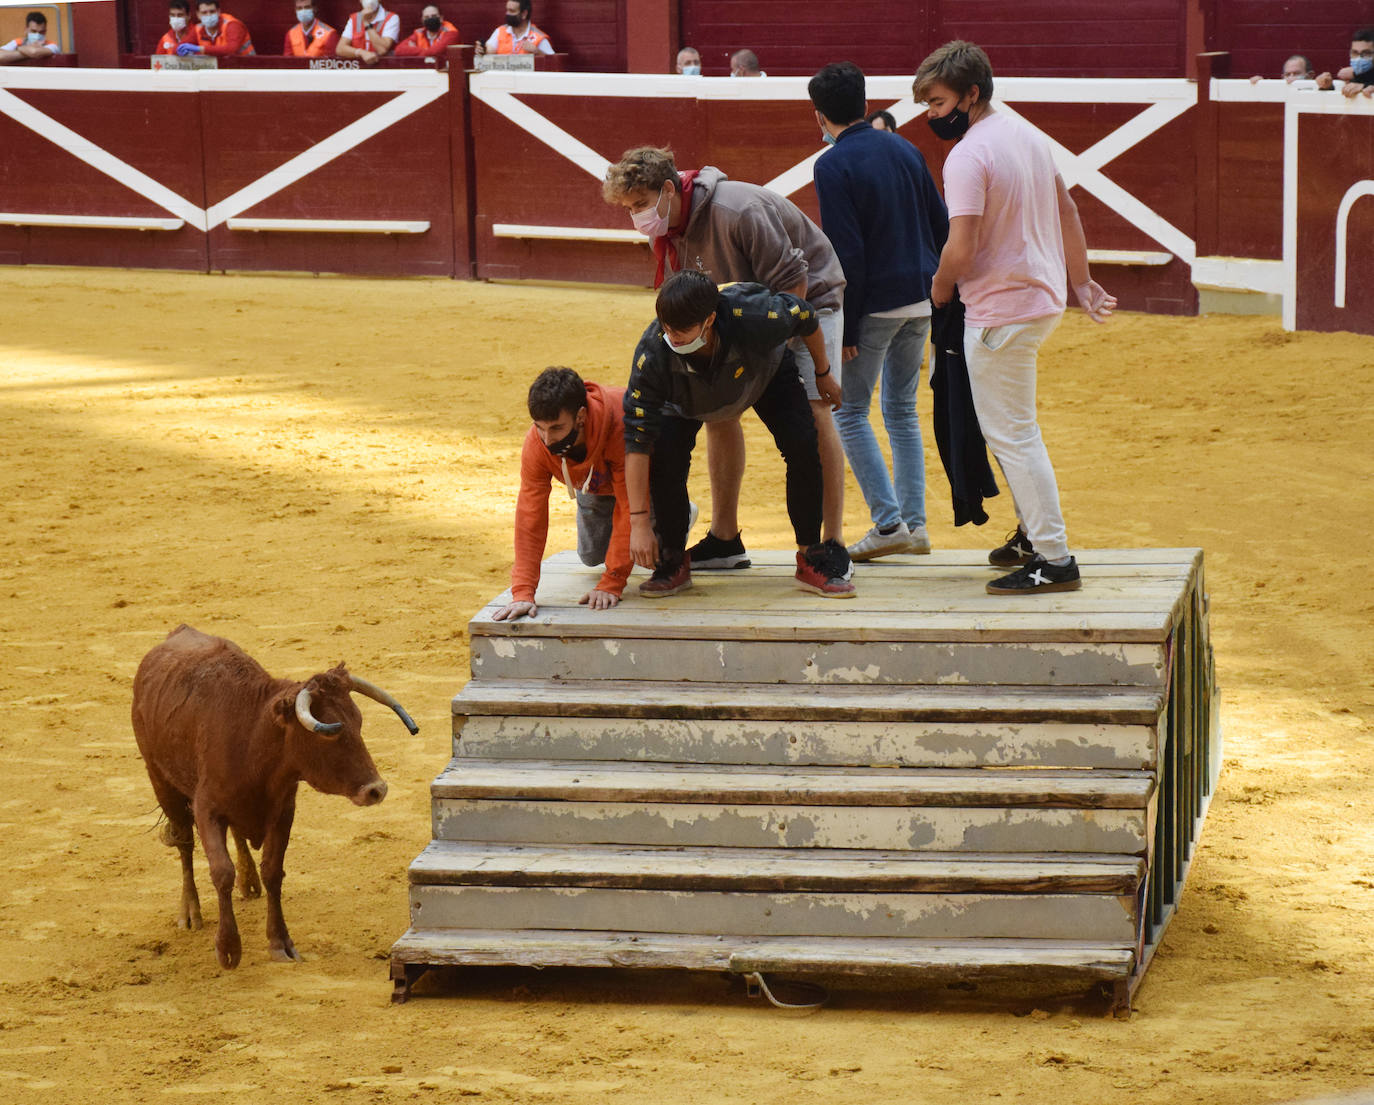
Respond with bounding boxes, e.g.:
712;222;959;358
986;553;1081;595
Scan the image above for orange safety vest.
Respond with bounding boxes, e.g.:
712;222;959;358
492;22;549;54
284;19;337;57
155;26;195;54
190;12;255;56
347;9;396;49
395;20;457;56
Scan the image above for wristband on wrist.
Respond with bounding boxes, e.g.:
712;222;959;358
630;510;649;516
815;365;831;378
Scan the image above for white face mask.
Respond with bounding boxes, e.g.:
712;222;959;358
681;63;700;76
199;12;219;29
169;14;187;30
296;8;313;23
663;324;708;355
362;0;378;12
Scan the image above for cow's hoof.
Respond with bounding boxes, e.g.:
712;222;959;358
216;934;242;969
177;915;203;931
270;945;302;963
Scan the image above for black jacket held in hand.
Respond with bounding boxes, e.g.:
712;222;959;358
931;293;1000;526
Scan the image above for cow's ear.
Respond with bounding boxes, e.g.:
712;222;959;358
271;690;297;731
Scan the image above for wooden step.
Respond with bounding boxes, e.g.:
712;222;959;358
430;759;1154;809
453;680;1165;726
469;635;1166;687
407;841;1145;895
454;713;1158;770
391;928;1136;984
432;797;1148;853
405;883;1139;942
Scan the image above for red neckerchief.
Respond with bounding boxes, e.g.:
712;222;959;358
651;169;698;289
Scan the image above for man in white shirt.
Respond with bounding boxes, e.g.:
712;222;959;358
0;12;60;64
336;0;399;65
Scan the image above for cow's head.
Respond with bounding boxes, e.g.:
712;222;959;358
272;663;418;807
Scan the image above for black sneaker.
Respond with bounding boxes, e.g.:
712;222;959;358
989;526;1035;567
687;530;750;570
986;554;1081;595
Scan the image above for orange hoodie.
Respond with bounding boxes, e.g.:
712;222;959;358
511;382;630;603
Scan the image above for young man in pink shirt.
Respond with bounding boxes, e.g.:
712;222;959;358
915;40;1116;595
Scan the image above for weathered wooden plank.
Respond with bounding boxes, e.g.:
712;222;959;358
429;759;1155;809
407;884;1139;943
407;841;1145;894
453;679;1165;725
390;928;1136;982
454;714;1160;770
431;798;1148;854
469;636;1166;688
469;609;1174;644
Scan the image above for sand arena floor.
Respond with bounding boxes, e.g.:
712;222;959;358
0;267;1371;1104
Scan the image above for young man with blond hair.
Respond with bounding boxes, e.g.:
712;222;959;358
915;40;1116;594
604;145;848;573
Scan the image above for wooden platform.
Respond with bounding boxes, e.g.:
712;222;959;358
392;548;1221;1012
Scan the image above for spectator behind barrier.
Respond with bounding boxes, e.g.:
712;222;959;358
865;108;899;131
0;11;60;63
730;49;764;77
1249;54;1313;84
675;45;700;75
394;4;459;57
1316;28;1374;97
283;0;338;57
179;0;255;56
474;1;553;57
155;0;197;54
337;0;400;65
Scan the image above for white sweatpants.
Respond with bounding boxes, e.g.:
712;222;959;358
963;312;1070;562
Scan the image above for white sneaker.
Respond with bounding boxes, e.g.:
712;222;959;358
687;500;699;536
847;523;912;562
905;524;932;554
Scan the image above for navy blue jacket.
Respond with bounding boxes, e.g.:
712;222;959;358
813;122;949;347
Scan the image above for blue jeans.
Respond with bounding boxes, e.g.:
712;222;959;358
833;313;929;530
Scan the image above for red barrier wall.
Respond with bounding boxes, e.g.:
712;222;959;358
1;65;1368;333
1214;0;1374;81
0;83;209;270
1295;108;1374;335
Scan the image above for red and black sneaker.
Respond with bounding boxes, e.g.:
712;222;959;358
639;553;692;598
795;540;856;599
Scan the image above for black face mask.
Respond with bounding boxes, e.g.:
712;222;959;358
927;104;971;141
423;14;441;31
504;13;522;26
545;419;583;458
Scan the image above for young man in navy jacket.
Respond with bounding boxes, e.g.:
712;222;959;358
810;61;949;562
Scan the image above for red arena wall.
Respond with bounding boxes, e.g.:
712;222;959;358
0;60;1370;336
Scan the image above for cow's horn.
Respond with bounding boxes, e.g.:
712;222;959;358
349;675;420;735
295;686;343;736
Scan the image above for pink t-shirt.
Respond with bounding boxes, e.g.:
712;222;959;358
942;111;1066;327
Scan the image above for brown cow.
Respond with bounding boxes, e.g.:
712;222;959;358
131;624;418;968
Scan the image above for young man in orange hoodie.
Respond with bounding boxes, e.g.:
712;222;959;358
493;368;634;620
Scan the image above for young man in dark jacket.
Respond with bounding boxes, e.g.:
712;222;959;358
810;61;949;562
623;272;854;599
